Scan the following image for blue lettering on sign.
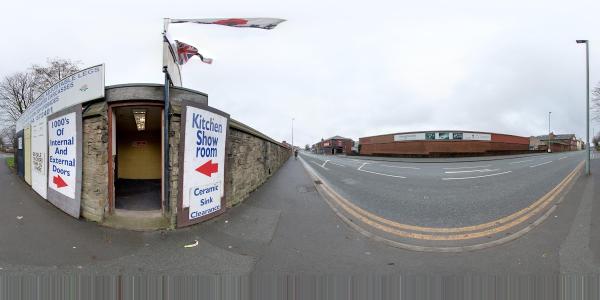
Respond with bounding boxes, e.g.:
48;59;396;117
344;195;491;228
193;185;219;196
192;112;223;158
190;205;221;219
49;115;76;178
52;165;71;176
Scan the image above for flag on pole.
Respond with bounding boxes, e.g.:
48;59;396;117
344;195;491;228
175;40;213;65
162;30;182;86
169;18;286;30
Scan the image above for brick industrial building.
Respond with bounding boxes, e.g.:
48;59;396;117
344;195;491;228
313;136;354;155
530;133;582;152
359;131;530;157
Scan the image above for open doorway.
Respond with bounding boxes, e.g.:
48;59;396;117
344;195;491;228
111;105;163;211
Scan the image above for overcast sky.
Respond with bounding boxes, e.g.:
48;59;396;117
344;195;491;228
2;0;600;146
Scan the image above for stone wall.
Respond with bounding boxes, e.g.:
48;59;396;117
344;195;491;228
225;120;291;207
81;101;109;222
77;86;289;228
168;103;290;225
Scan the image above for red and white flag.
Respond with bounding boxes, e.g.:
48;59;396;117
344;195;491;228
170;18;286;30
175;40;213;65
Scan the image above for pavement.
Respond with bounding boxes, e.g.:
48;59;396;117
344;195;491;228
0;151;599;275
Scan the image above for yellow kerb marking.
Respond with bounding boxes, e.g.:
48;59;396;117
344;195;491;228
319;161;583;240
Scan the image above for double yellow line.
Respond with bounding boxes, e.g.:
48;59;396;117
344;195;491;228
311;160;584;242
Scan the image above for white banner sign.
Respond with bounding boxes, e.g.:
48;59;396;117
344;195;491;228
16;65;105;131
462;132;491;141
394;133;426;141
31;118;47;199
48;112;77;199
393;132;492;141
182;106;227;220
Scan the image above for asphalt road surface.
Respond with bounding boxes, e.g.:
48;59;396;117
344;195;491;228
300;151;584;229
0;150;598;277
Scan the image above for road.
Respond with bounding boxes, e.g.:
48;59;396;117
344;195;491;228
300;151;586;250
0;150;599;278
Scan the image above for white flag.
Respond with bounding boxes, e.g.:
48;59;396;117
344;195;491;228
169;18;286;30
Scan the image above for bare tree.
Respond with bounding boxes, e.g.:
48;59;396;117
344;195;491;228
0;57;82;125
30;57;81;95
0;72;36;123
0;125;15;148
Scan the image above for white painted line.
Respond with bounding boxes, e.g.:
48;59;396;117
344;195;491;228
509;159;533;164
359;169;407;178
558;156;567;160
442;171;512;181
322;160;329;168
442;165;491;170
357;162;406;178
327;161;346;167
380;165;421;170
311;160;329;170
444;168;499;174
530;161;552;168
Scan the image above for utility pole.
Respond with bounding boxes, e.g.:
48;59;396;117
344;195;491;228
548;111;552;153
576;39;591;175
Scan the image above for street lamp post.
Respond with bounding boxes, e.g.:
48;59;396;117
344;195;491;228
576;40;590;175
291;118;295;152
548;111;552;153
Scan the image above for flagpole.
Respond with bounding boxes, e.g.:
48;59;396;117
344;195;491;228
163;19;171;212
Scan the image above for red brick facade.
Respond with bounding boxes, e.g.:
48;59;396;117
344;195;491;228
314;137;353;155
359;131;530;157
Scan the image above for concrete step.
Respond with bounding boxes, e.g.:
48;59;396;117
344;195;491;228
102;209;170;231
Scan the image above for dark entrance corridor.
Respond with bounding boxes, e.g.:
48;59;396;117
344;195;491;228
115;179;161;210
112;106;163;211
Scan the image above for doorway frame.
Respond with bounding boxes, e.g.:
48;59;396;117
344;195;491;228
107;101;165;214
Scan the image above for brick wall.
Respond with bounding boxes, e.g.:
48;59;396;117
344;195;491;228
359;131;530;156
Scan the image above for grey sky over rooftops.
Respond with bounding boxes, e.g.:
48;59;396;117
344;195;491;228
1;0;599;146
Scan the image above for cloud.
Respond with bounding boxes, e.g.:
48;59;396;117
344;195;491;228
1;0;599;146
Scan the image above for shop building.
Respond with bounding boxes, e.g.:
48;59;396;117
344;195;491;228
532;133;579;152
14;66;289;230
313;136;353;155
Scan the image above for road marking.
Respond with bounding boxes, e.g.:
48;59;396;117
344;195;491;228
444;168;499;174
327;161;346;167
558;156;567;160
530;161;552;168
442;165;491;170
442;171;512;180
510;159;533;164
358;169;407;178
322;160;329;168
302;157;584;246
357;162;406;178
311;160;329;170
380;165;421;170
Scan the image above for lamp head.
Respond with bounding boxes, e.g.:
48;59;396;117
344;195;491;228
576;40;588;44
